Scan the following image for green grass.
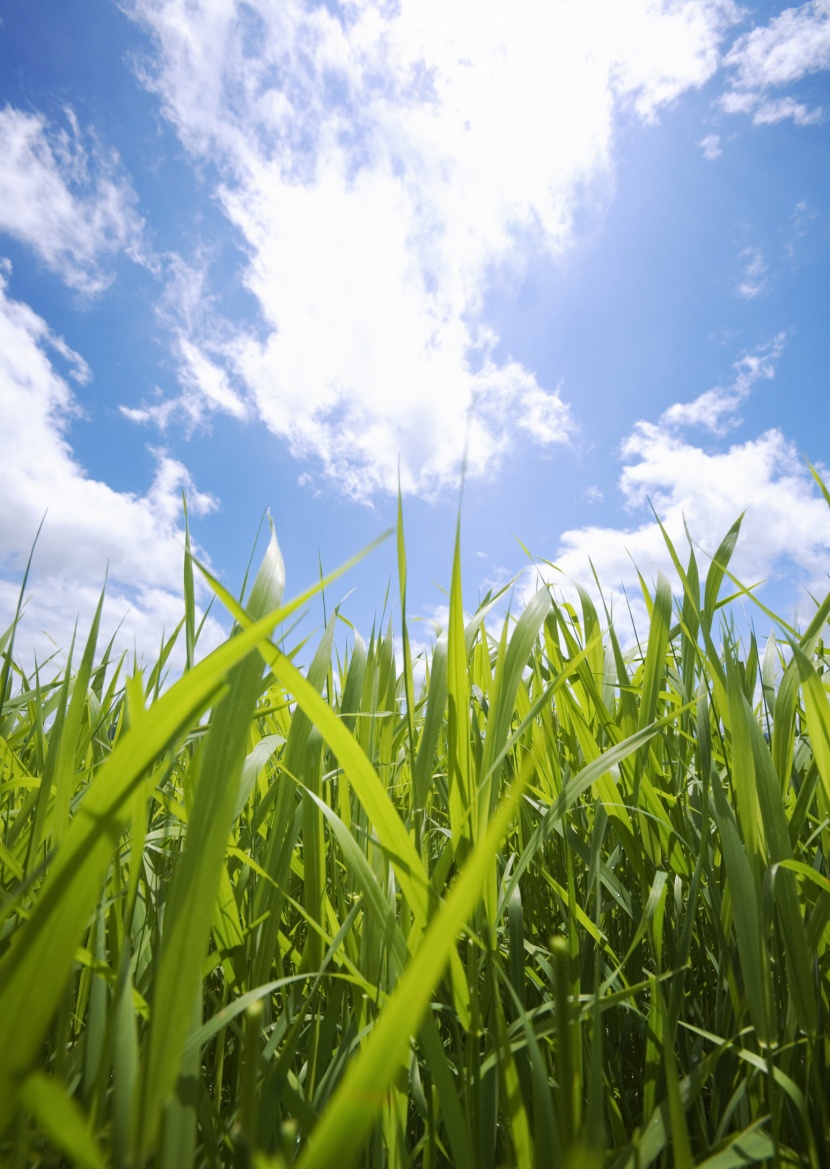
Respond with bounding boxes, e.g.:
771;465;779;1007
1;502;829;1168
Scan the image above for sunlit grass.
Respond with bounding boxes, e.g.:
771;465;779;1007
1;501;829;1168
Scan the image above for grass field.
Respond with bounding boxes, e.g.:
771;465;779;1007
1;497;829;1168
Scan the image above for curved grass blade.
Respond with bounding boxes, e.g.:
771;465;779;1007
0;600;293;1125
136;527;285;1159
295;757;533;1169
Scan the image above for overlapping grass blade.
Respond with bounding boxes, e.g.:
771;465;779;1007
296;757;533;1169
136;527;285;1157
0;586;294;1122
2;509;829;1167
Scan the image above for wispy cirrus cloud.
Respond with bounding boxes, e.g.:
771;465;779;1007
122;0;740;499
784;198;819;257
121;253;249;430
0;105;147;294
736;245;769;299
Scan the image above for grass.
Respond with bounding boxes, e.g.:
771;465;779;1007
1;500;829;1168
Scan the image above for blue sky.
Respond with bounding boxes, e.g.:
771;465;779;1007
1;0;830;665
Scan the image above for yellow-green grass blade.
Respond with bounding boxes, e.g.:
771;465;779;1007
24;624;75;876
397;487;418;771
679;525;701;702
52;584;105;852
0;516;44;732
249;619;352;993
703;515;744;633
709;765;774;1047
299;728;326;971
18;1072;107;1169
4;510;830;1166
80;900;108;1109
792;643;830;810
555;686;637;843
577;579;607;700
158;990;201;1169
806;458;830;508
335;630;367;829
112;950;139;1169
234;634;434;932
658;985;693;1169
447;520;474;854
137;529;285;1157
493;981;533;1168
303;786;408;974
417;1011;476;1169
637;572;672;733
182;490;196;671
479;586;551;819
0;601;291;1126
233;732;285;823
741;693;817;1034
655;514;729;713
193;527;393;644
771;654;800;793
694;1127;777;1169
144;615;186;702
295;756;533;1169
193;535;415;961
725;651;765;862
413;633;447;813
500;706;685;918
498;967;562;1165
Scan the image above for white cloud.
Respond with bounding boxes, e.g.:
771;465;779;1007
725;0;830;89
122;334;249;429
784;197;818;256
699;132;723;158
0;264;222;667
122;0;739;498
721;89;823;124
752;95;823;124
121;253;249;430
660;335;783;434
546;427;830;630
0;105;147;294
531;339;830;631
722;0;830;126
735;245;769;299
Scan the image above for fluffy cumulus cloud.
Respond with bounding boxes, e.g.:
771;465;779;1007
722;0;830;125
0;105;146;294
121;0;739;498
532;339;830;631
0;262;221;667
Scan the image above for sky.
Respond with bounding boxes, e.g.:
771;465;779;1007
1;0;830;669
